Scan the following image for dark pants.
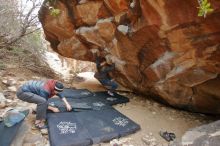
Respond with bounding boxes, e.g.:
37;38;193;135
99;79;118;92
16;88;48;120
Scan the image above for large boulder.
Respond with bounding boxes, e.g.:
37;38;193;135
38;0;220;114
170;120;220;146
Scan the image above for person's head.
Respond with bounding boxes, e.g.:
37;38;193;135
54;82;64;94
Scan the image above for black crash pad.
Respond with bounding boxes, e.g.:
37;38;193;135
47;108;140;146
98;108;140;137
48;113;92;146
48;91;129;112
93;91;129;106
0;121;23;146
48;97;111;112
60;88;94;99
76;108;140;142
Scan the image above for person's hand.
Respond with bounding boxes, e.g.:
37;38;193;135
52;107;60;113
66;104;72;111
100;61;107;66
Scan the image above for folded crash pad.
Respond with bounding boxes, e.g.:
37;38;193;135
47;108;140;146
60;88;94;99
0;121;23;146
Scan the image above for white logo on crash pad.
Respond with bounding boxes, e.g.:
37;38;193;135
80;91;90;95
113;117;129;127
57;121;77;134
93;102;105;107
106;97;117;101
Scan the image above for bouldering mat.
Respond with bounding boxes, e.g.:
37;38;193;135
76;108;140;143
0;121;23;146
48;97;111;112
48;91;129;112
92;91;129;106
47;112;92;146
47;108;140;146
60;88;94;99
94;108;140;137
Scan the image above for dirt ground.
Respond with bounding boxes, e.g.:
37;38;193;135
0;69;217;146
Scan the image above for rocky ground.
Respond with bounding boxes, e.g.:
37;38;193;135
0;68;218;146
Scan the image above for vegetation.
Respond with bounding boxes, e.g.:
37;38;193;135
197;0;214;17
0;0;56;78
0;0;43;49
49;7;61;17
46;0;61;17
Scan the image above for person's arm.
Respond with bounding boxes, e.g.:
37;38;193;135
62;97;72;111
48;106;60;112
57;92;72;111
41;91;60;112
96;57;101;69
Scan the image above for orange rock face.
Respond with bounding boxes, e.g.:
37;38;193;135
39;0;220;114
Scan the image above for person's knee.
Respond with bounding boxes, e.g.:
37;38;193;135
16;91;26;100
38;98;47;106
16;93;22;100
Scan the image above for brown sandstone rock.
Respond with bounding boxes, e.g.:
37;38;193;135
39;0;220;114
76;1;103;25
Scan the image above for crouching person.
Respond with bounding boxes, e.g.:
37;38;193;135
16;79;72;129
94;57;118;96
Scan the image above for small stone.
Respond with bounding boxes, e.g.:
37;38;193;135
0;102;6;109
0;93;6;102
2;79;16;86
31;76;40;79
8;86;17;92
110;139;121;146
151;141;157;146
3;90;14;99
6;99;12;103
151;137;156;142
2;80;8;85
40;129;48;135
24;132;45;145
142;137;150;145
169;117;174;120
